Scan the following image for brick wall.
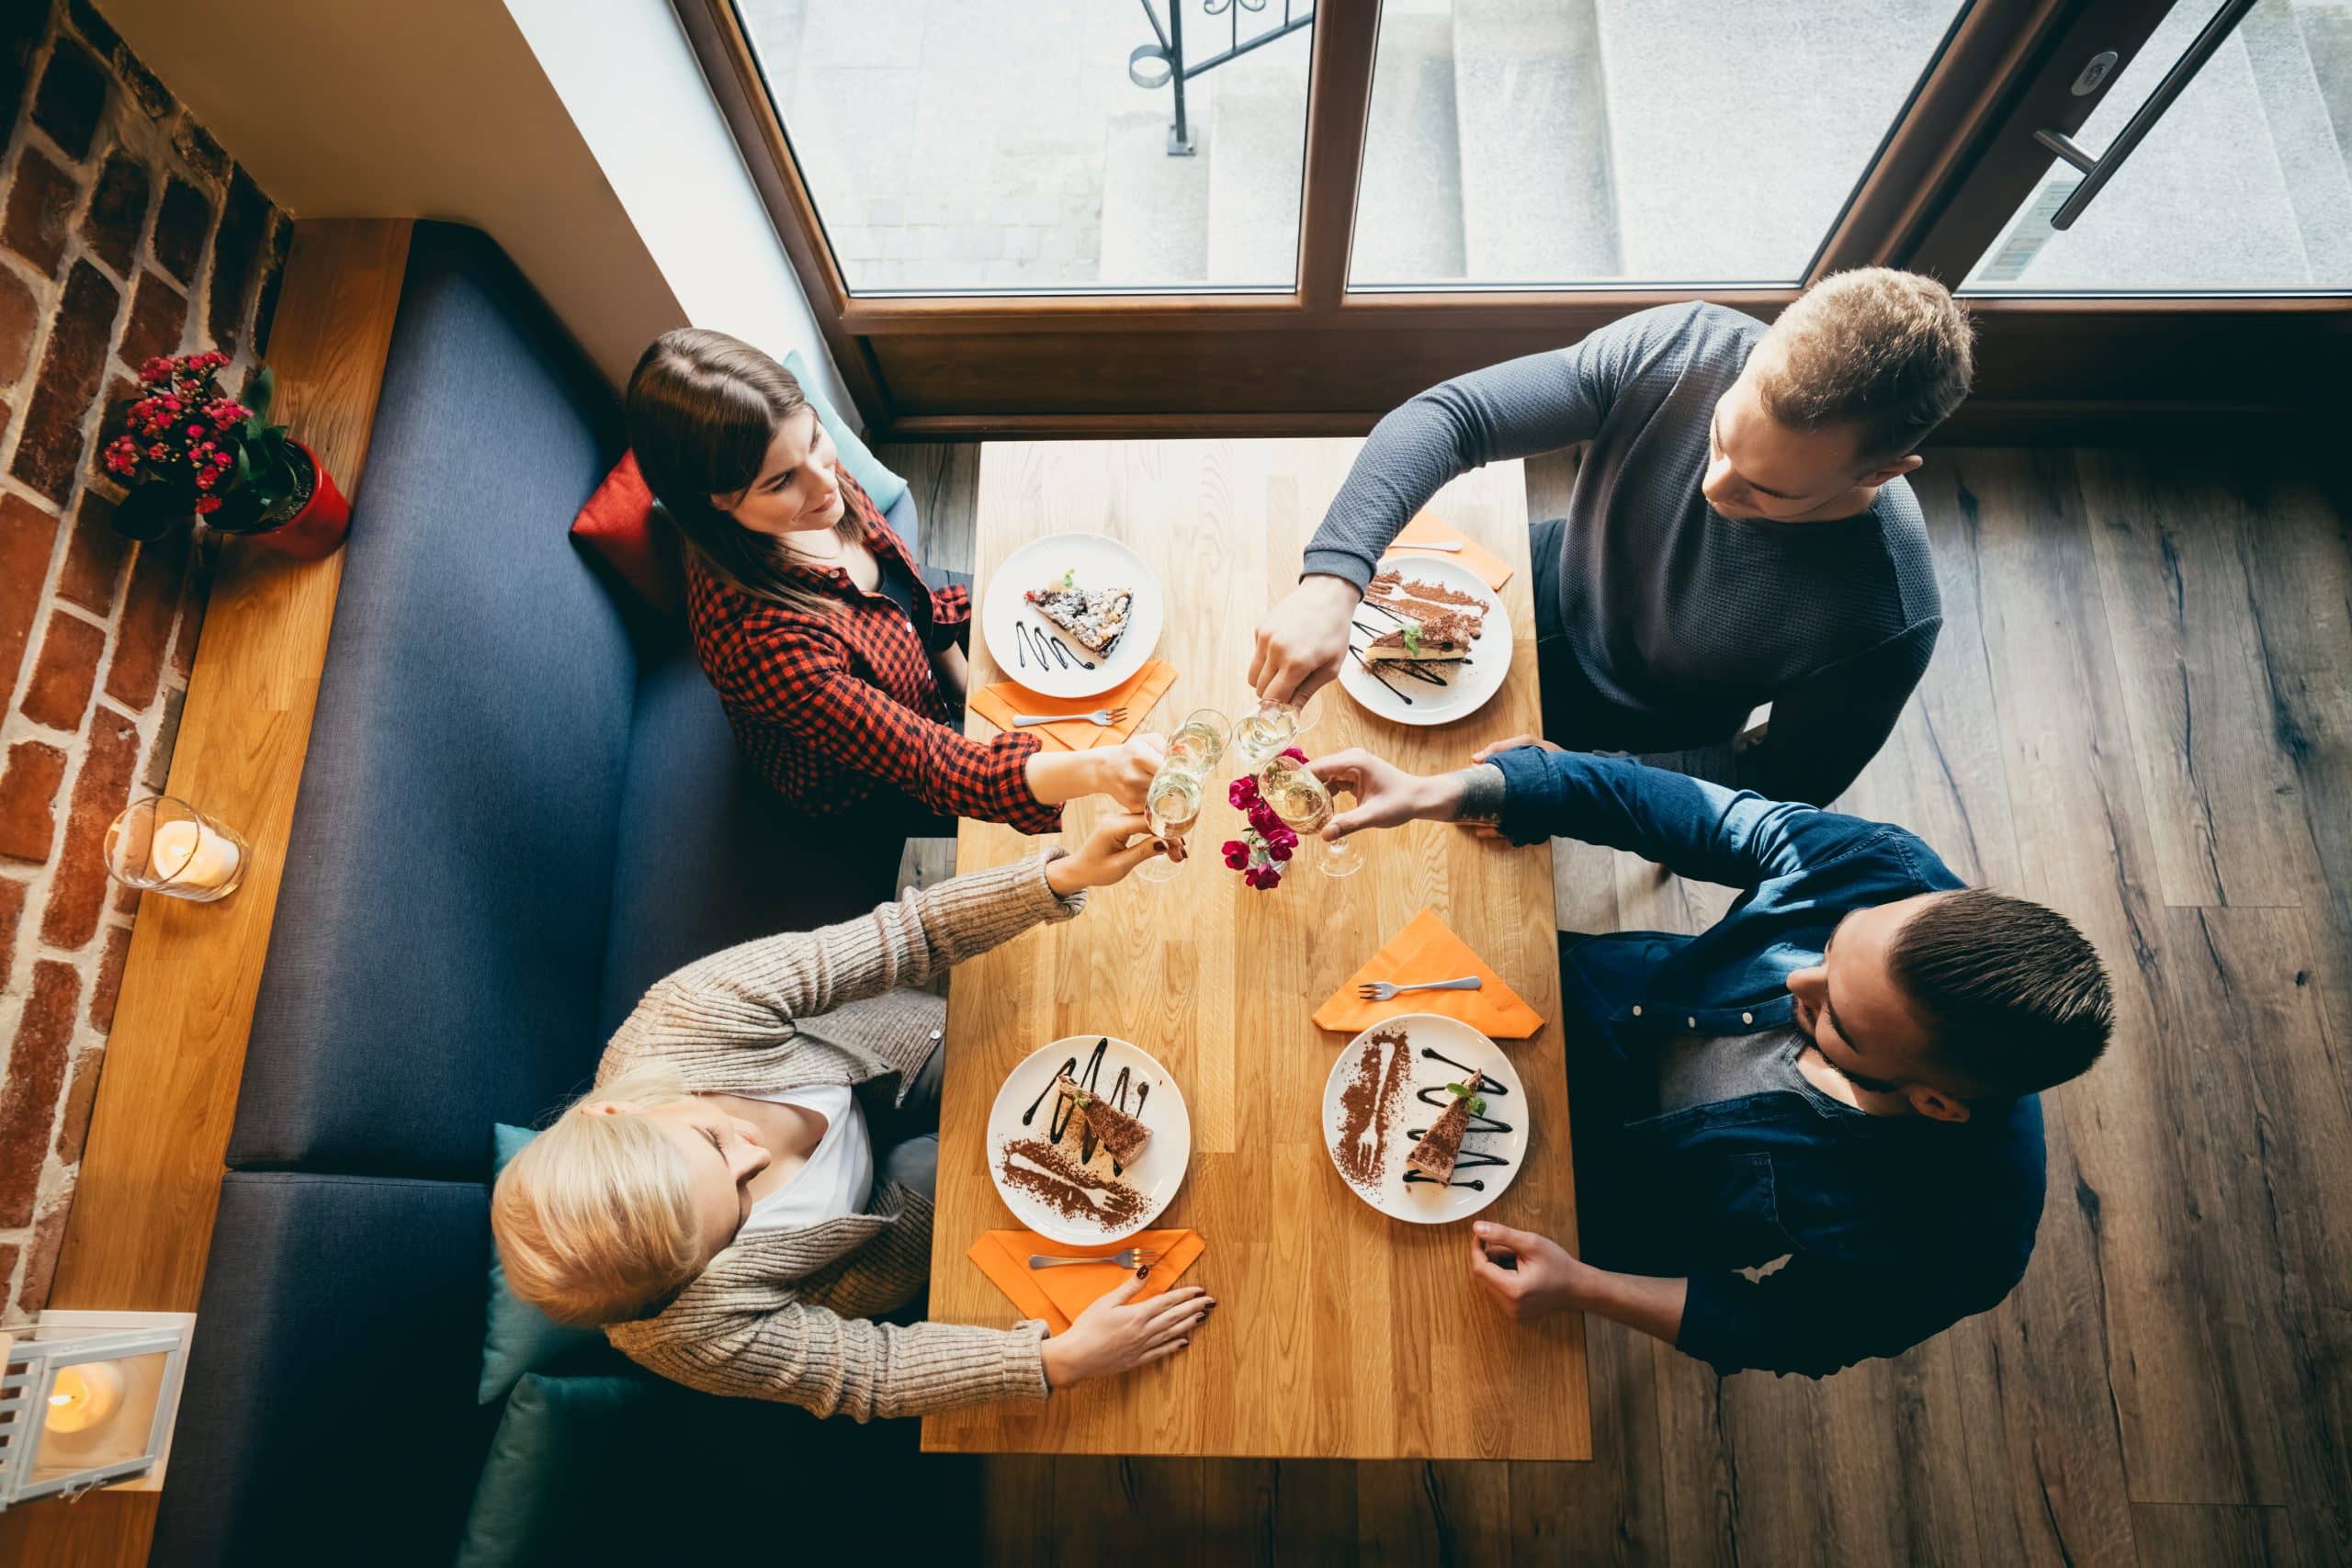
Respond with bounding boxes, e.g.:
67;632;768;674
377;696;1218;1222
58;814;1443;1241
0;0;289;1322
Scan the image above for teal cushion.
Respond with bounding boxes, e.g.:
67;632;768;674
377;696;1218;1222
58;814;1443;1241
784;347;907;513
477;1123;611;1404
457;1373;663;1568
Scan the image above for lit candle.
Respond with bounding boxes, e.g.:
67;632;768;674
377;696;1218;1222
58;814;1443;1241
46;1361;125;1434
149;817;241;893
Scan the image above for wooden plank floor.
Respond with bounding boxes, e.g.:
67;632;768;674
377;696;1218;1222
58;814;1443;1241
875;441;2352;1566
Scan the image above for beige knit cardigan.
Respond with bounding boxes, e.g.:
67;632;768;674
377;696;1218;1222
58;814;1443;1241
601;852;1082;1421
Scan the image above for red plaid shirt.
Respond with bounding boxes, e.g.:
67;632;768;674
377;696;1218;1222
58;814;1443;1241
685;468;1056;833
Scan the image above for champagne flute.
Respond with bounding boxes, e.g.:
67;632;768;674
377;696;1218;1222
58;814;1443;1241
1137;765;1204;884
1261;753;1360;879
1166;707;1231;779
1233;692;1319;772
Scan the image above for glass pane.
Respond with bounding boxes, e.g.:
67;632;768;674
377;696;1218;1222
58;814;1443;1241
735;0;1313;294
1966;0;2352;292
1349;0;1969;288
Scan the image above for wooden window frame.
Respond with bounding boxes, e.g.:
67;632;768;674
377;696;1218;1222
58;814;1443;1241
677;0;2346;443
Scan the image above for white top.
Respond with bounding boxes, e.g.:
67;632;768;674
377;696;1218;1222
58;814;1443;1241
737;1084;875;1235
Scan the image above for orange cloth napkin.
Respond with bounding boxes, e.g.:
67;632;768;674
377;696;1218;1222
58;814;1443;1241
969;659;1178;751
1313;907;1544;1038
968;1228;1205;1333
1385;511;1514;591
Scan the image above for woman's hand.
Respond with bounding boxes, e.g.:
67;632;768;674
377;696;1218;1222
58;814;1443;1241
1046;812;1169;895
1308;749;1465;841
1039;1277;1215;1388
1025;733;1168;811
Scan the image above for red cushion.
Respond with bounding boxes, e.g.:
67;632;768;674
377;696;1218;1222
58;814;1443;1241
569;452;684;612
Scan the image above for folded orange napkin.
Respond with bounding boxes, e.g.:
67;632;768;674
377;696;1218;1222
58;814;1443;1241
968;1228;1205;1333
1313;907;1544;1038
1385;511;1513;591
969;659;1178;751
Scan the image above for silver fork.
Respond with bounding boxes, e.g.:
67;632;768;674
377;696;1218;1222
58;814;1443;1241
1012;706;1127;728
1390;538;1464;553
1356;975;1484;1001
1028;1247;1162;1271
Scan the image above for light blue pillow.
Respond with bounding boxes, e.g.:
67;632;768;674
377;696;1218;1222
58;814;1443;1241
783;347;908;514
478;1123;610;1404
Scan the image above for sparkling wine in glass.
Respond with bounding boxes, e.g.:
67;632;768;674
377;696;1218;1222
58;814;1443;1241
1166;707;1231;779
1261;754;1360;879
1234;694;1317;772
1136;766;1204;884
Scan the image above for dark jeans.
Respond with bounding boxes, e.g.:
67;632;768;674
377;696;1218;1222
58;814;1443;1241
865;1040;943;1199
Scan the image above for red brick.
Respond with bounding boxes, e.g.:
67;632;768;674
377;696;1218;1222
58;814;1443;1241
32;34;109;163
151;175;209;287
57;487;130;615
0;877;23;978
2;144;79;274
117;267;184;369
39;708;140;950
0;491;61;698
0;264;37;385
140;682;184;795
171;573;206;677
0;740;68;863
53;1046;103;1161
15;1199;70;1316
88;921;130;1032
208;170;270;350
0;962;80;1228
0;8;44;130
104;525;189;712
254;218;292;355
9;259;121;503
19;611;104;731
171;115;229;185
80;149;153;276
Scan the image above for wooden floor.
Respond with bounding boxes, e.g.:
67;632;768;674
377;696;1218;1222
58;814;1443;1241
876;441;2352;1567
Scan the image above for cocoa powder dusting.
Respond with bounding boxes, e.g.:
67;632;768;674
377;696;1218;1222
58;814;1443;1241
1000;1136;1148;1229
1334;1026;1417;1192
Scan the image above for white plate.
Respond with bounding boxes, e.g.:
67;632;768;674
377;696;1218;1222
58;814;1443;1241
982;534;1164;701
987;1036;1192;1245
1320;1013;1527;1225
1337;553;1512;728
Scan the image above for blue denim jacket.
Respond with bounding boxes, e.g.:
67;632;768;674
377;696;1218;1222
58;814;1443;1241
1490;748;2047;1378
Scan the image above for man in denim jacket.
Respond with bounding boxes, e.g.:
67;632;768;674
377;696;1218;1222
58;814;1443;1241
1309;740;2113;1377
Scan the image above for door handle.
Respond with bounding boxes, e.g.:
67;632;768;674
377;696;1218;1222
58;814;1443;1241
2030;0;2259;231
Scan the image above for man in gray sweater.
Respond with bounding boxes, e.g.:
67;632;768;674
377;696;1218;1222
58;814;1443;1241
1250;269;1973;807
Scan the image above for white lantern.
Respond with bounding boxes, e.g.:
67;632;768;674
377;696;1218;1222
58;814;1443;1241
0;1312;196;1509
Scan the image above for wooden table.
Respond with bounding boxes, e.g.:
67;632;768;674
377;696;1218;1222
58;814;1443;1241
922;439;1589;1461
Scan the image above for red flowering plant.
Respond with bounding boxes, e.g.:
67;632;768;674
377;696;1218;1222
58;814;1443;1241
103;353;309;541
1221;746;1307;891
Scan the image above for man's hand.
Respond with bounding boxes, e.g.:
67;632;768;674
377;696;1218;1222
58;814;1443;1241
1467;1222;1587;1324
1470;733;1564;764
1307;750;1464;841
1250;575;1362;705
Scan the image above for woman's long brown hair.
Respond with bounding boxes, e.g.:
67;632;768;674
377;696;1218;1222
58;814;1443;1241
625;328;859;617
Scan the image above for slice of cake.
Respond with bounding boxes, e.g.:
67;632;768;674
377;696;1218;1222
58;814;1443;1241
1057;1074;1152;1164
1026;574;1132;657
1368;570;1488;634
1363;610;1476;663
1405;1072;1485;1182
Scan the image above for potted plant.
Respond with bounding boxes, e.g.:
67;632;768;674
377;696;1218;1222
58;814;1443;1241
102;351;351;559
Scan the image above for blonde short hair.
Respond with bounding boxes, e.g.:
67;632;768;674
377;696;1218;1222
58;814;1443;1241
491;1065;705;1327
1755;267;1975;463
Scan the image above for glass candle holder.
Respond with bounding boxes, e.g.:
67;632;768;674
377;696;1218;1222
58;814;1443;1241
104;796;249;903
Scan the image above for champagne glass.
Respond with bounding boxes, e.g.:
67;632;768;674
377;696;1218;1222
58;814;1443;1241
1233;692;1319;772
1261;753;1359;879
1137;764;1204;884
1166;707;1231;779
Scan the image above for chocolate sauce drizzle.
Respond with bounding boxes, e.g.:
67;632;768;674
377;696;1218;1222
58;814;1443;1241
1020;1038;1148;1178
1014;620;1093;671
1348;597;1472;702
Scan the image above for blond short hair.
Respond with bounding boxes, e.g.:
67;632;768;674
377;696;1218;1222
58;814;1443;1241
491;1065;705;1327
1755;268;1974;463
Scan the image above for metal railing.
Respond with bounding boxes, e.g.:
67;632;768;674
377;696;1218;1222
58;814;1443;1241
1130;0;1317;155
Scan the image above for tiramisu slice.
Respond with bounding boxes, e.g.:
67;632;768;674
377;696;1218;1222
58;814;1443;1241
1363;611;1476;663
1057;1075;1152;1165
1405;1072;1486;1183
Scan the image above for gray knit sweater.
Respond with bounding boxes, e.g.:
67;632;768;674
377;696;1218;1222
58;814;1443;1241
1302;302;1942;807
601;852;1083;1421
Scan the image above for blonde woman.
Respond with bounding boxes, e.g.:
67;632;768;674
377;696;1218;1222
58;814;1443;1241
492;819;1214;1419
